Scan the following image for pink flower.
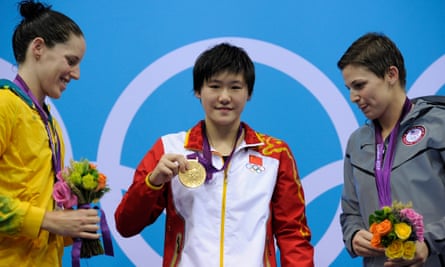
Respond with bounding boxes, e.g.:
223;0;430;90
400;208;424;242
56;168;69;181
53;181;78;209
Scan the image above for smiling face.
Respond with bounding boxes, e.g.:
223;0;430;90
195;71;250;130
22;33;86;103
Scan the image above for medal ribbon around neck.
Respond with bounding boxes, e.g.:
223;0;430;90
374;97;411;207
14;75;62;175
187;121;243;182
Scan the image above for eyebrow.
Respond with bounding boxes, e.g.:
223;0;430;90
208;79;244;84
349;79;366;87
66;55;81;64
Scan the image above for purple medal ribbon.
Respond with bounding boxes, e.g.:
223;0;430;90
71;204;114;267
71;237;81;267
187;121;242;182
374;97;411;207
13;75;61;175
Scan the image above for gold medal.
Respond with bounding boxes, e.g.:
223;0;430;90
178;160;206;188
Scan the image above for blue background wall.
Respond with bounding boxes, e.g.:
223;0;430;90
1;0;444;266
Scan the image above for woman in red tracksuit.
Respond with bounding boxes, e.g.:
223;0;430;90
115;43;314;267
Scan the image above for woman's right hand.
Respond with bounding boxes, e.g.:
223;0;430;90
149;154;188;186
352;229;386;257
42;208;100;239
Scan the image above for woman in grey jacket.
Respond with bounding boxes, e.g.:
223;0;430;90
337;32;445;267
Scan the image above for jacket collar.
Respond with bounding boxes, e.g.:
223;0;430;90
0;79;33;107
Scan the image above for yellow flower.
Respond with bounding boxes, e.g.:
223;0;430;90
394;222;412;240
402;241;416;260
385;239;404;259
82;174;98;190
70;172;82;185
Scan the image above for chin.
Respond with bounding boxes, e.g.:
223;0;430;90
365;115;378;121
49;92;63;99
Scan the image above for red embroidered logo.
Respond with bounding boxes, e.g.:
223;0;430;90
246;155;265;173
402;126;426;145
249;155;262;166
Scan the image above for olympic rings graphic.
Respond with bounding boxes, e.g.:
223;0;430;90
246;163;266;173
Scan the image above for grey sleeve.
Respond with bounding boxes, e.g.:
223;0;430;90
340;151;366;257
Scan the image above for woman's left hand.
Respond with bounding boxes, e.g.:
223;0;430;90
383;241;428;267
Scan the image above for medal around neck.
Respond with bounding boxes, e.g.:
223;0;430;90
178;160;206;188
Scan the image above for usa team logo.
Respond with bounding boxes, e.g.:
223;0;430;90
402;125;426;145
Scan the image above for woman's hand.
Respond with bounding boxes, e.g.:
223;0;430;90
42;209;100;239
352;229;385;257
384;241;428;267
149;154;188;186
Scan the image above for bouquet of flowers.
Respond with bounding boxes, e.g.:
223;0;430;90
53;159;113;266
369;201;424;260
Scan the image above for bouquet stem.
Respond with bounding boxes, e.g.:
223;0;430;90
80;238;105;258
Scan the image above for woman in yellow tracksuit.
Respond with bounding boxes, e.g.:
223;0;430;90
0;1;100;266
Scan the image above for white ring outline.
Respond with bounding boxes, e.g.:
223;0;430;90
408;54;445;98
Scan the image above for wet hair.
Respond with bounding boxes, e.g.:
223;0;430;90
193;43;255;96
337;32;406;88
12;0;83;64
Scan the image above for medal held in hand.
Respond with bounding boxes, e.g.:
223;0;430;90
178;160;206;188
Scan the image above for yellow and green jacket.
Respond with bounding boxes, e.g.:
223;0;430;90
0;79;66;267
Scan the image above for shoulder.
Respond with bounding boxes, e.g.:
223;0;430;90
0;88;22;110
0;79;31;108
412;96;445;112
254;132;293;159
161;129;189;150
163;130;188;138
409;96;445;121
243;123;290;150
349;124;373;139
257;132;288;148
414;95;445;106
345;123;374;153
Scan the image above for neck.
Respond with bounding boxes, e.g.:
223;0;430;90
378;95;408;139
17;69;45;106
204;120;243;156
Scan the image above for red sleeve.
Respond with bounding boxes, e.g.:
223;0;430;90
271;142;314;267
114;138;168;237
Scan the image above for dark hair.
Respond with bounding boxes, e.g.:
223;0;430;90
337;32;406;88
12;0;83;64
193;43;255;96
